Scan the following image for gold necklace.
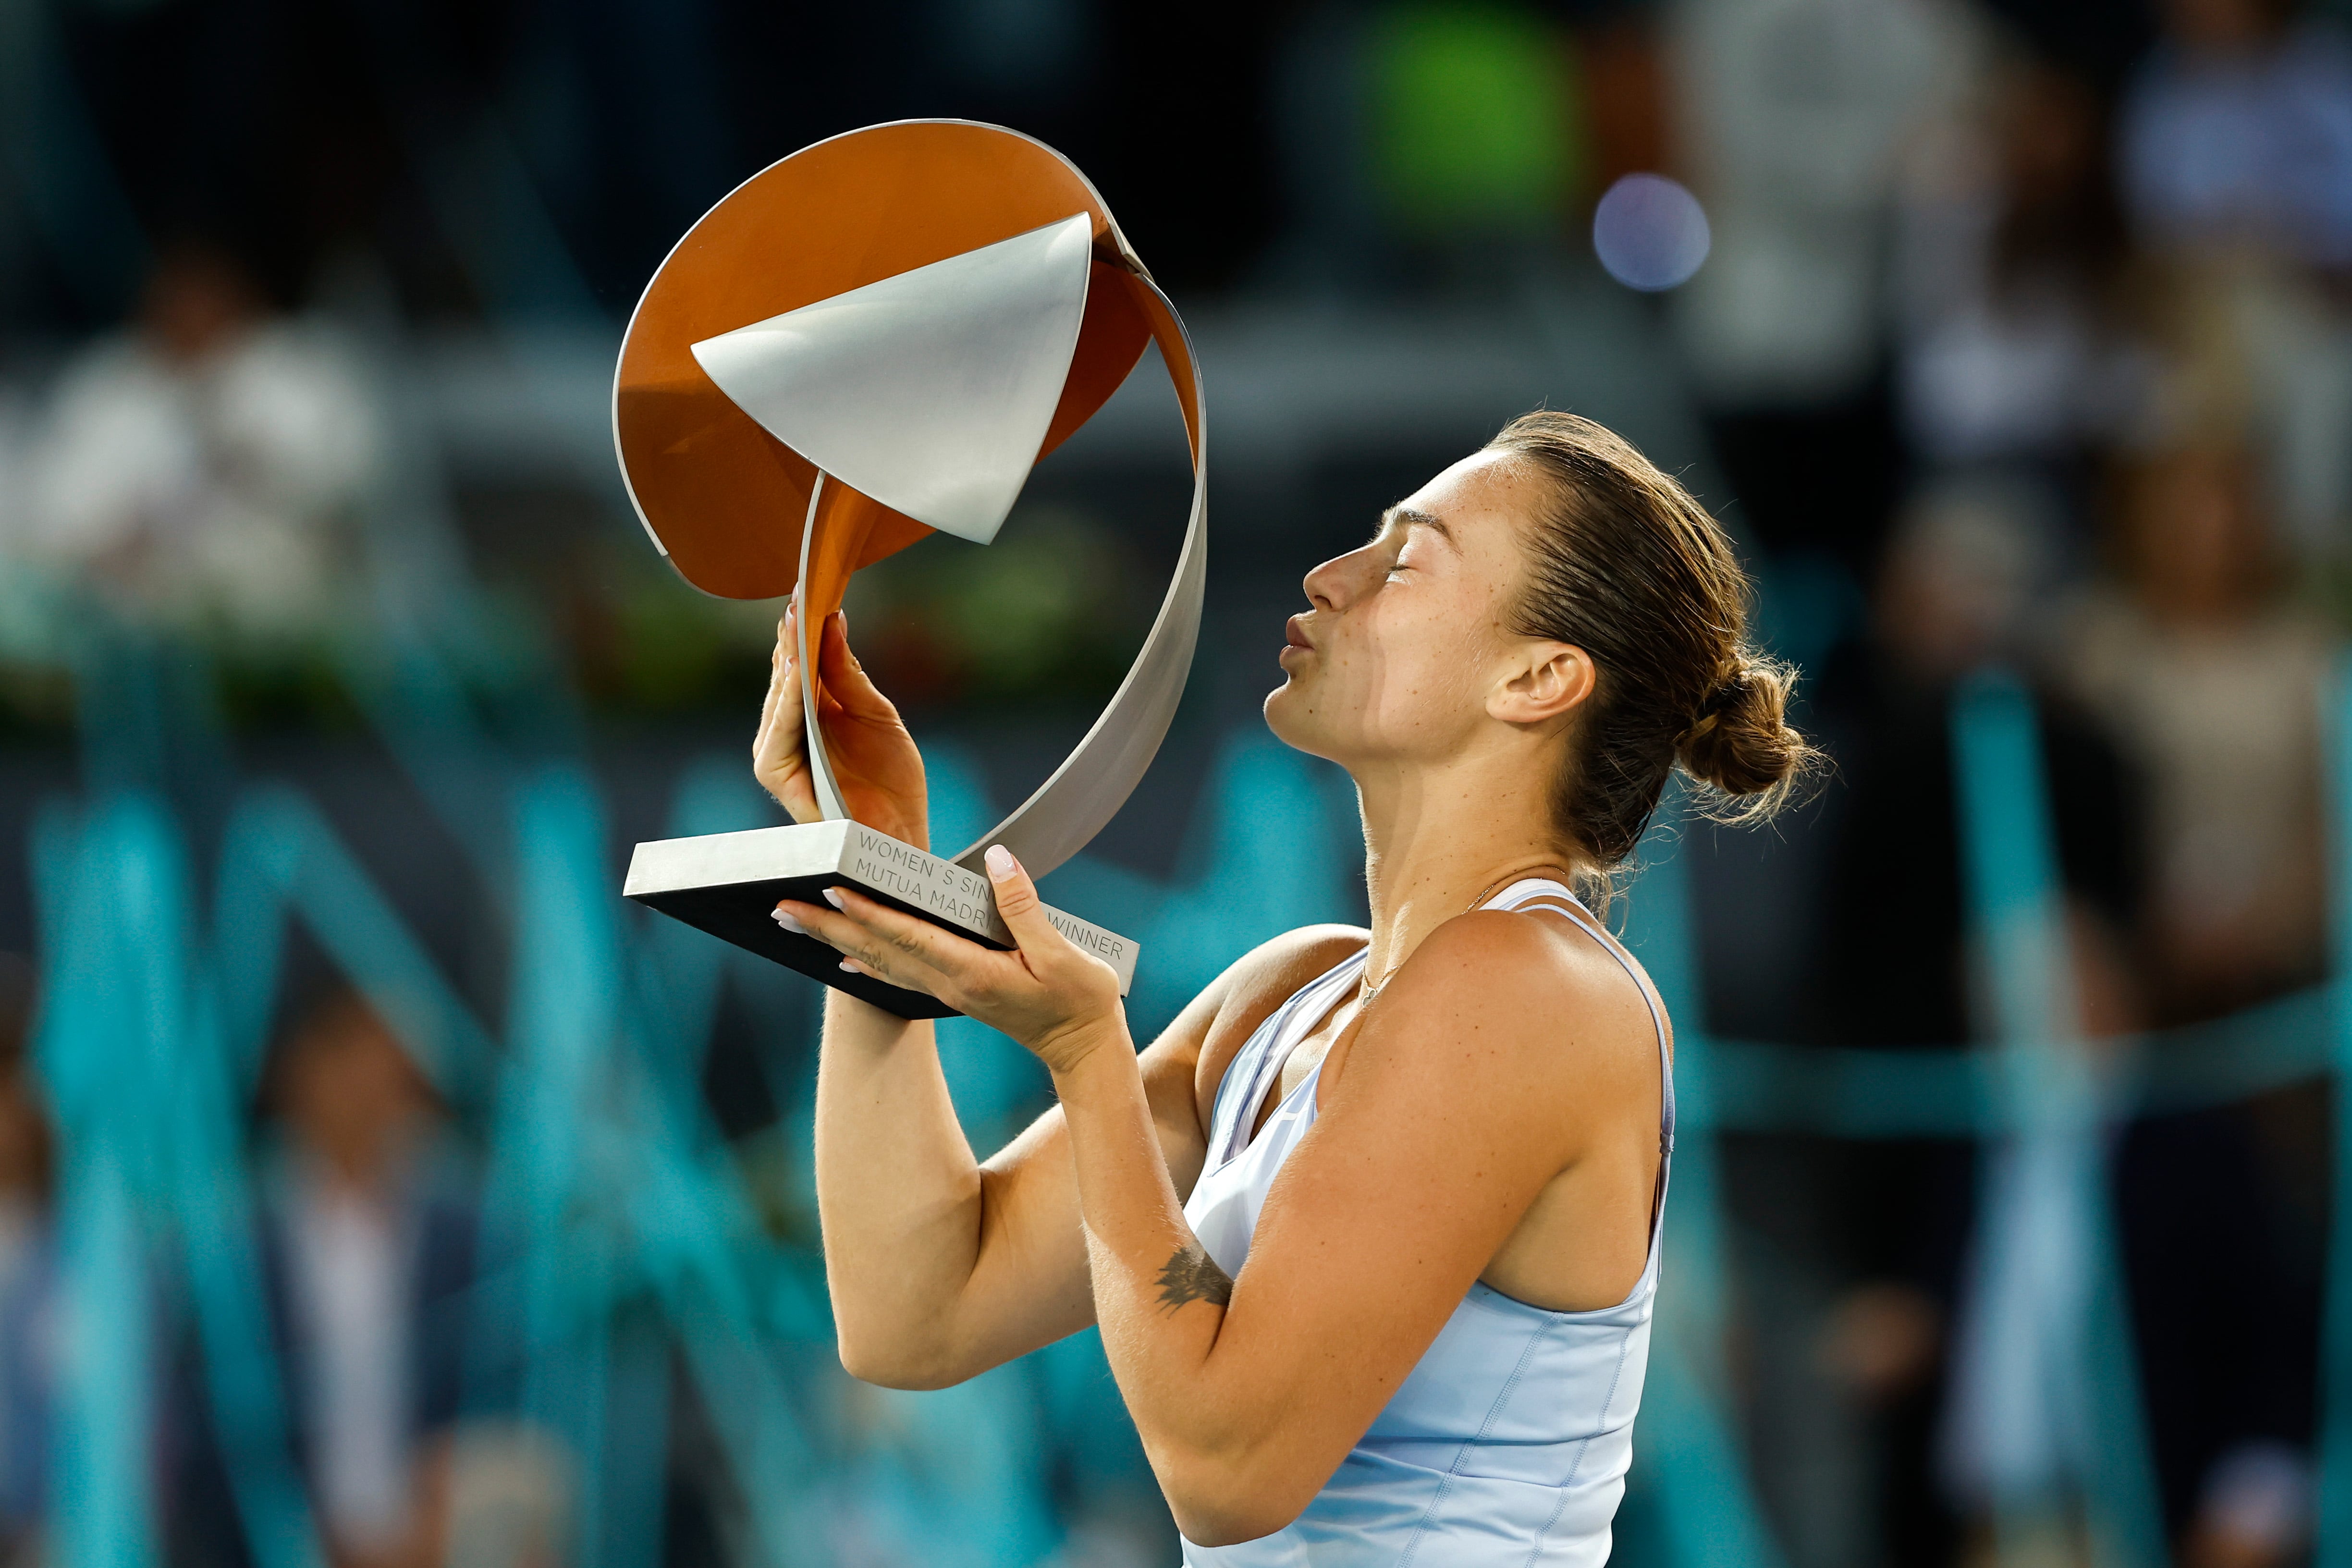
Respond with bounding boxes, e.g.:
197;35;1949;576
1356;864;1578;1006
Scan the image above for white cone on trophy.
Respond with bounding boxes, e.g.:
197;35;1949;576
689;214;1095;547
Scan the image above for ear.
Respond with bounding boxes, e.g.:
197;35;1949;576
1488;641;1595;727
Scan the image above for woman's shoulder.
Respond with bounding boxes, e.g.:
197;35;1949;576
1299;905;1665;1180
1366;905;1666;1081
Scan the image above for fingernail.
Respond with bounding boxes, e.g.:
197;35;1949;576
984;845;1015;880
838;957;860;974
822;888;846;911
772;908;805;934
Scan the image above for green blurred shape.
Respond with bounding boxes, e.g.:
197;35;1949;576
1368;2;1584;235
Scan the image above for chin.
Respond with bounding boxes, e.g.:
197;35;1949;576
1262;679;1335;761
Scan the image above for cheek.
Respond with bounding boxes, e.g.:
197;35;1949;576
1268;582;1503;749
1352;599;1492;730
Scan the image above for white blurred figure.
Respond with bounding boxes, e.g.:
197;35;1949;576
23;243;381;642
1669;0;1981;407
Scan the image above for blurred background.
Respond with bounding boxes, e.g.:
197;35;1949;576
4;0;2352;1565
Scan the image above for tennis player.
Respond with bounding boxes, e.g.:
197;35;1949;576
762;411;1810;1564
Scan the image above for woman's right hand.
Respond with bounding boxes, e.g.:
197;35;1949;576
755;606;931;851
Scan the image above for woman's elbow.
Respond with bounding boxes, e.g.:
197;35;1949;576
835;1329;968;1391
1162;1456;1315;1547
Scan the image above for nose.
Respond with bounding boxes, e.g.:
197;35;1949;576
1302;540;1383;612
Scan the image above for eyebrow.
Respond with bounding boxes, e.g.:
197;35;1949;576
1381;505;1456;546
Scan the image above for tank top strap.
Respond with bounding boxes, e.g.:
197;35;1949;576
1208;946;1367;1169
1481;879;1676;1168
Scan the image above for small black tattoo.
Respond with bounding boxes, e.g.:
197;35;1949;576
1155;1245;1234;1313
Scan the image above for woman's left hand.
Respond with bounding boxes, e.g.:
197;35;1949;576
775;845;1126;1074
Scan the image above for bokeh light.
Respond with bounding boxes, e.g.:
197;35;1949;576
1592;173;1711;292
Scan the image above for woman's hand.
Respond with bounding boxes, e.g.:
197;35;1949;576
755;606;930;850
777;845;1126;1074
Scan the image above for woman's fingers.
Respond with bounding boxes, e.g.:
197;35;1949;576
818;609;903;725
753;610;819;821
774;885;998;1000
982;845;1074;963
778;866;1121;1066
753;619;788;758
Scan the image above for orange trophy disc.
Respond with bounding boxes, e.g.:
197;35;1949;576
617;121;1206;1018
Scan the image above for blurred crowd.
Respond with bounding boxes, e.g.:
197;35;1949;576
1699;1;2352;1566
1;0;2351;1567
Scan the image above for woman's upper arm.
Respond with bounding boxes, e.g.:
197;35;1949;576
1187;916;1653;1517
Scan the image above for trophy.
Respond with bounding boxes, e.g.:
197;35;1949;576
612;121;1206;1020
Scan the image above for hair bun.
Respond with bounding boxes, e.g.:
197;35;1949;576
1675;655;1809;802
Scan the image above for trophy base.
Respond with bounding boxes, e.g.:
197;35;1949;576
623;819;1139;1021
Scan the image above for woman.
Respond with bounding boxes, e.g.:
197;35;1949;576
760;412;1810;1563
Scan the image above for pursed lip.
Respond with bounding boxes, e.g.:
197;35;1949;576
1283;615;1314;651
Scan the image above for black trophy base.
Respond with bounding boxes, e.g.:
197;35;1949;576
622;819;1139;1021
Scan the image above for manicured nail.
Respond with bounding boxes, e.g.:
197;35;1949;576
822;888;845;910
772;907;805;934
984;845;1015;880
839;957;861;974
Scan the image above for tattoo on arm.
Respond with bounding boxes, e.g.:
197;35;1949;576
1155;1244;1235;1314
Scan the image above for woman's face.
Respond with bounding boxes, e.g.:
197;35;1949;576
1265;450;1556;767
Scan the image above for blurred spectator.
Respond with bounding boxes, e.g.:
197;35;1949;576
2043;441;2327;1566
1815;479;2143;1046
1894;50;2150;511
2059;443;2333;1019
2119;0;2352;559
2121;0;2352;269
259;989;474;1568
20;242;382;646
0;959;55;1568
1670;0;1978;567
1802;483;2144;1568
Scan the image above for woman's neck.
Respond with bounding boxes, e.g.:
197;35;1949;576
1352;753;1577;990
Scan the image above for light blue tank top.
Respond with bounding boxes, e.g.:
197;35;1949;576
1178;878;1674;1568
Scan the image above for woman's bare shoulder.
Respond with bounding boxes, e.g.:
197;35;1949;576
1345;908;1662;1094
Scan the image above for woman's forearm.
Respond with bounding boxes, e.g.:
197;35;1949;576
811;990;988;1385
1052;1042;1273;1534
